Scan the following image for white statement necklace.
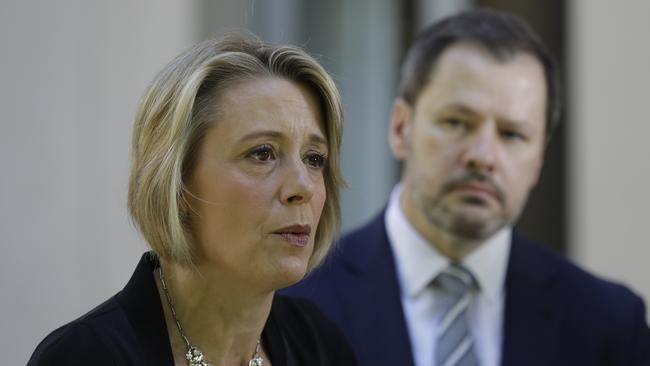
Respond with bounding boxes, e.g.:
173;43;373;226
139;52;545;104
158;267;264;366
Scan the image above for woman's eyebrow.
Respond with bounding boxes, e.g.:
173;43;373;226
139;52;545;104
237;130;283;143
309;134;327;146
238;130;327;146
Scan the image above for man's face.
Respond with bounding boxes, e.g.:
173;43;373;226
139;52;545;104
390;42;547;244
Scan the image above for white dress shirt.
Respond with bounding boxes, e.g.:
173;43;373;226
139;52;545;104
385;184;511;366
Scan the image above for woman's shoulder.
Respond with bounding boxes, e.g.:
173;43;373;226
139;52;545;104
27;297;126;365
269;294;358;365
28;253;173;365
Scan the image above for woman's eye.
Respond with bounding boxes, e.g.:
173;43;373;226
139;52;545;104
304;152;327;169
248;145;276;162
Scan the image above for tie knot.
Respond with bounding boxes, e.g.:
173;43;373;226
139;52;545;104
435;264;475;297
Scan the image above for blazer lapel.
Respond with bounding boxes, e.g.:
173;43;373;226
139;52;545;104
336;212;415;366
501;234;561;366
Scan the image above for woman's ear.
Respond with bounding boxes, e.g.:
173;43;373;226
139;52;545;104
178;190;191;221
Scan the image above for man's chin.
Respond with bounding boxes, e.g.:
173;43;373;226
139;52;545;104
441;210;504;241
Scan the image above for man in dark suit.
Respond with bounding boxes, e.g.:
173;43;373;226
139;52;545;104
283;8;650;366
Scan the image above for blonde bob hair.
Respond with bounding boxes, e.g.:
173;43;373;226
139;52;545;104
128;35;344;272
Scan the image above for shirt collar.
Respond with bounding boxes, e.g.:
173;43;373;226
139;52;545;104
385;184;511;304
463;226;511;303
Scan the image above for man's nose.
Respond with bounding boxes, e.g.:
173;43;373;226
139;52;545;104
460;125;498;173
280;159;315;205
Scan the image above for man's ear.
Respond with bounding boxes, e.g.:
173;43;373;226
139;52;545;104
389;98;413;161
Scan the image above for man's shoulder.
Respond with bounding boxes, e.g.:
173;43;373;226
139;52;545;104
307;211;387;275
512;234;646;315
340;211;386;242
511;235;650;362
331;210;389;262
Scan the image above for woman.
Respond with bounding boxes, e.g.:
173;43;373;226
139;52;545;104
28;35;355;365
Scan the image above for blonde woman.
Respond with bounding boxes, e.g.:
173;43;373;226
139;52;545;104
29;35;356;366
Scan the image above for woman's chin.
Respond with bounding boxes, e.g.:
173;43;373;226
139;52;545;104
269;257;309;290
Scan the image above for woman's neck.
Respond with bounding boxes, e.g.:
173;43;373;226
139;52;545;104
156;259;273;366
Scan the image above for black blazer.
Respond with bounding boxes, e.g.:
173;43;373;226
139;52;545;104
282;210;650;365
28;253;357;365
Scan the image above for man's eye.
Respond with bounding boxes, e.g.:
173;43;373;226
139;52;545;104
248;145;276;161
304;152;327;169
500;130;525;141
440;117;467;129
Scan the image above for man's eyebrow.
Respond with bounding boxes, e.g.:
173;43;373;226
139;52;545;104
440;103;479;116
442;103;530;126
499;119;533;130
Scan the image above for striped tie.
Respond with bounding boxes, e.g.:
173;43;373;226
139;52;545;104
434;264;478;366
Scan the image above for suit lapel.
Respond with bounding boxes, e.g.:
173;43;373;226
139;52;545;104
336;212;415;366
501;234;561;366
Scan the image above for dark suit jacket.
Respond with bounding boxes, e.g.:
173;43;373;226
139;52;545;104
282;211;650;365
29;253;357;366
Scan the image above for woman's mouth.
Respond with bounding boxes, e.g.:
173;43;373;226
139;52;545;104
273;225;311;247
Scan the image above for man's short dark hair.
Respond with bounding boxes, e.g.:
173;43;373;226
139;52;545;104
398;8;561;138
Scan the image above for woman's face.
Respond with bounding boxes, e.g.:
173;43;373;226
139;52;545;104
185;77;328;290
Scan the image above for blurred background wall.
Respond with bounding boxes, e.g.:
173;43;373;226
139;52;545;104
568;0;650;313
1;0;648;364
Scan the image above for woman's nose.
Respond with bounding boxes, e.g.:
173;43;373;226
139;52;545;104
280;159;314;205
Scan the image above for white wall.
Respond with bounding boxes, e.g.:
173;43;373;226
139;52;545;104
0;1;198;364
569;0;650;320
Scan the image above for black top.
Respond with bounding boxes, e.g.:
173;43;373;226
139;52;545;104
28;253;358;365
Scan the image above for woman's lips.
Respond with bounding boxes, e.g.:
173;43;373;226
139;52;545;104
273;224;311;247
277;232;310;246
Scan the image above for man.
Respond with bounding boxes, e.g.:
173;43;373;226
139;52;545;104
283;8;650;366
